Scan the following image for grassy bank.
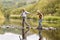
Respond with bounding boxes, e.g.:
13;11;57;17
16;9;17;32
10;15;60;27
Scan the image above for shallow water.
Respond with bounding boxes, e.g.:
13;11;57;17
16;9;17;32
0;33;46;40
0;19;60;40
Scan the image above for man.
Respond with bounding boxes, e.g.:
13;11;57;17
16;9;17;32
37;10;43;30
21;8;30;28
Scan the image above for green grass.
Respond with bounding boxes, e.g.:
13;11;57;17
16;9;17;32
10;15;60;27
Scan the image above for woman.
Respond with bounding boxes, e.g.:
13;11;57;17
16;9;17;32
37;10;43;40
37;10;43;29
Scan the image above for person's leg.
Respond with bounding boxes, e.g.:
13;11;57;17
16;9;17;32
38;19;43;40
22;17;25;29
39;19;42;29
24;17;30;28
39;31;42;40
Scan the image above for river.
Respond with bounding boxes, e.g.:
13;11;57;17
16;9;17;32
0;32;46;40
0;19;60;40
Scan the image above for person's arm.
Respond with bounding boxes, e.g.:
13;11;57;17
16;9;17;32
25;11;30;14
37;12;40;15
41;13;43;17
20;12;23;17
40;13;43;19
37;13;39;15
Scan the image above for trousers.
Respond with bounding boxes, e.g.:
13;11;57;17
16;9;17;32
22;17;30;27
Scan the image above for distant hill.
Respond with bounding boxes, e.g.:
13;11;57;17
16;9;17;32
0;0;38;8
11;0;60;16
33;0;60;16
0;0;60;16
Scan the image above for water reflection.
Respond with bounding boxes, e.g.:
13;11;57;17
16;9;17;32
0;33;46;40
0;33;20;40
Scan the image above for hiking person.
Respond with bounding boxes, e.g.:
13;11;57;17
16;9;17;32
37;10;43;40
37;10;43;29
21;8;30;29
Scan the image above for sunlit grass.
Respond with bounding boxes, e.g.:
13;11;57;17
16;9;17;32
10;15;60;27
0;10;5;25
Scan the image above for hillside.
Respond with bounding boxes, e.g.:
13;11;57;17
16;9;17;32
10;0;60;16
0;0;38;8
34;0;60;16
